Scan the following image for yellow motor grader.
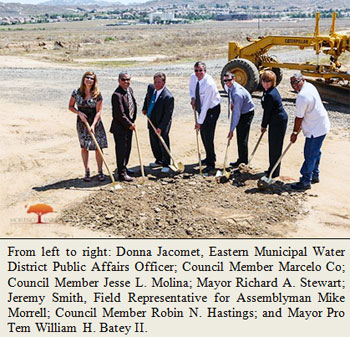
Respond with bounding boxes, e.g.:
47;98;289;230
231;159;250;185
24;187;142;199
221;12;350;104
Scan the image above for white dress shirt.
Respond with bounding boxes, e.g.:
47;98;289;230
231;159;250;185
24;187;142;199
154;87;165;101
189;73;221;124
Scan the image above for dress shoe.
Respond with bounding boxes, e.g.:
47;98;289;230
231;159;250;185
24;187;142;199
201;158;207;165
291;182;311;191
119;173;134;182
230;161;242;168
311;176;320;184
126;168;135;175
202;166;215;174
161;167;171;174
149;160;162;168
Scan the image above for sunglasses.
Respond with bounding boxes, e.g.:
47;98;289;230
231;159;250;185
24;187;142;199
85;76;95;80
290;79;301;84
121;78;131;82
194;69;204;73
223;79;233;82
262;78;272;82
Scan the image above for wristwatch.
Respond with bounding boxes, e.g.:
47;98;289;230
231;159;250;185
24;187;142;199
292;131;298;135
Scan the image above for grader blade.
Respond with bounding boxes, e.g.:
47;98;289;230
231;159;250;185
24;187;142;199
308;80;350;107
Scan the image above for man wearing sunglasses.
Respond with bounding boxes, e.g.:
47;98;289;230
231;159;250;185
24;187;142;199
289;72;330;190
189;61;221;173
110;71;137;182
224;73;255;168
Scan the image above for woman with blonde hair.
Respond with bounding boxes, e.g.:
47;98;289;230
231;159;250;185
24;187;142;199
260;70;288;178
69;71;108;182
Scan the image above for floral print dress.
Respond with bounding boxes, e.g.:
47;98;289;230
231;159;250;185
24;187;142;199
72;89;108;151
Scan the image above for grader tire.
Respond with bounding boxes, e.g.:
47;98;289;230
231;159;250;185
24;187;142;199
272;67;283;86
256;67;283;91
221;58;259;93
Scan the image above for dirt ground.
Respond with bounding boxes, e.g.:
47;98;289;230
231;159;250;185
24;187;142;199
1;57;349;239
0;18;349;238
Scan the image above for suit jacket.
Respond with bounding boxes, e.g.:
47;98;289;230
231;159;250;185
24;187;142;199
261;87;288;128
142;84;174;133
110;86;137;133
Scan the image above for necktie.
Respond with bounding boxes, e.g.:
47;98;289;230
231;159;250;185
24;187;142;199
147;90;157;118
127;89;135;120
195;81;201;114
227;88;231;119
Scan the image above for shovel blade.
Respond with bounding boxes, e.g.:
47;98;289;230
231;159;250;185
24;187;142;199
215;169;223;178
169;164;178;172
257;175;272;190
215;170;228;183
110;182;123;191
169;162;185;173
177;162;185;173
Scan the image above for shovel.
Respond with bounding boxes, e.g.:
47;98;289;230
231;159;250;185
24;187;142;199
239;130;265;172
133;126;145;185
257;140;293;190
192;106;202;175
146;116;184;173
215;94;233;183
215;138;231;182
83;120;121;190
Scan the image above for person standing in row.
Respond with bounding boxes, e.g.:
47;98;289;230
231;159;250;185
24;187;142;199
223;73;255;167
69;71;108;182
260;70;288;178
110;71;137;182
290;72;330;190
142;72;174;174
189;61;221;173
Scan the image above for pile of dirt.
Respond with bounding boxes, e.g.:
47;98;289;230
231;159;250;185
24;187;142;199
58;169;308;238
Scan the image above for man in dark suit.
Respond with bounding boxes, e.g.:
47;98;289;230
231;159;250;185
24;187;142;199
110;72;137;182
142;72;174;174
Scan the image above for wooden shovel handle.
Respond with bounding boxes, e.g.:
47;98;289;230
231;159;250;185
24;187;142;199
192;106;202;174
134;127;145;184
146;116;179;170
247;131;265;166
83;120;115;184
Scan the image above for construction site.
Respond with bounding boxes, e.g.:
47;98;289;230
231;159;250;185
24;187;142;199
0;13;349;238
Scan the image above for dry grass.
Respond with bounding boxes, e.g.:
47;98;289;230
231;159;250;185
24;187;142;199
0;18;349;66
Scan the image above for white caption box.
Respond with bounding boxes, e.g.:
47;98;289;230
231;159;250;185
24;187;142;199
1;239;349;337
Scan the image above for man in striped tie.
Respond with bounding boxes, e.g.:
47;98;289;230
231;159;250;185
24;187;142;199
142;72;174;174
189;61;221;174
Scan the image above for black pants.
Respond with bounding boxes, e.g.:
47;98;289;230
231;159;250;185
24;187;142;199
112;125;133;175
236;110;254;164
149;124;171;167
267;120;288;178
200;104;221;167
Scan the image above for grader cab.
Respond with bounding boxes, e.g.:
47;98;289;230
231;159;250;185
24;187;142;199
221;12;350;104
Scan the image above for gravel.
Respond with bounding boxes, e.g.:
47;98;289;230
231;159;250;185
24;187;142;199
2;56;349;132
57;169;307;238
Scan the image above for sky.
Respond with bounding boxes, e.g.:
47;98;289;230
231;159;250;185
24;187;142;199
0;0;146;4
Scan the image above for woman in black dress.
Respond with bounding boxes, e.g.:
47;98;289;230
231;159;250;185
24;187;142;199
69;71;108;182
260;70;288;178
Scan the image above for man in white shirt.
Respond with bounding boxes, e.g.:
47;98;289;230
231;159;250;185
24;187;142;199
189;61;221;173
290;72;330;190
